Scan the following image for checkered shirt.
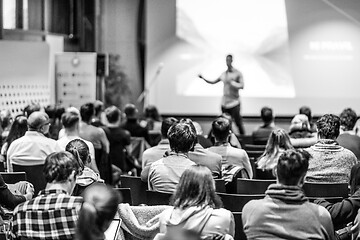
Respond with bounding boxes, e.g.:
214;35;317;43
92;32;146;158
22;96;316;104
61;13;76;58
12;189;83;240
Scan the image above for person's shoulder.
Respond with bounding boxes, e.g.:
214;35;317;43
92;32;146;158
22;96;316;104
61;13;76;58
213;207;233;217
306;202;332;221
242;198;265;216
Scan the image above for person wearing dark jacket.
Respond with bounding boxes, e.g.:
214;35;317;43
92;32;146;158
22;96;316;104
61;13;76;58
0;174;33;210
315;163;360;230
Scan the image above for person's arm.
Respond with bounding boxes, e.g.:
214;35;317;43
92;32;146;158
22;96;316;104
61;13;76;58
88;142;99;173
198;74;221;84
141;165;150;182
314;198;358;229
0;176;32;210
242;151;253;179
229;72;244;89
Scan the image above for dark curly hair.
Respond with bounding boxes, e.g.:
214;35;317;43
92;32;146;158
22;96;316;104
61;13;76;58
340;108;357;131
316;114;340;139
43;151;81;183
277;149;311;186
168;123;196;153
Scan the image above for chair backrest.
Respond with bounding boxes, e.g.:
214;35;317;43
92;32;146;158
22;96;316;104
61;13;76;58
114;188;133;205
308;196;343;203
217;193;264;212
120;175;148;205
0;172;27;184
238;135;253;145
12;164;45;195
245;144;266;152
237;179;276;194
246;151;263;160
146;190;172;206
303;182;349;198
232;212;247;240
215;179;226;193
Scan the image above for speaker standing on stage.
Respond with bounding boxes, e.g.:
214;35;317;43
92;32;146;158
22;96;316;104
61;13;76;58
199;54;245;135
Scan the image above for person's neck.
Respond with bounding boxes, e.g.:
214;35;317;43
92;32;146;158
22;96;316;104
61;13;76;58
45;182;71;195
214;138;229;146
227;66;233;72
263;122;275;127
65;128;79;137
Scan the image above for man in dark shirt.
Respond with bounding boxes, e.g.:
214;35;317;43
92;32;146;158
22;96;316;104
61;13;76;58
337;108;360;160
121;104;151;145
252;107;277;145
103;106;131;172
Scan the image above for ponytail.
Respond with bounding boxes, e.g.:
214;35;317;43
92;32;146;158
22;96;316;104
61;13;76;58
66;147;85;170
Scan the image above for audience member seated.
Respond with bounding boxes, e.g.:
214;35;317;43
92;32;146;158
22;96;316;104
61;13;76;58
148;122;196;193
306;114;358;183
256;129;294;179
289;114;314;139
91;100;105;127
1;115;27;172
57;111;99;173
66;139;104;196
141;117;178;181
157;165;234;239
79;103;110;183
102;106;131;173
337;108;360;160
180;118;222;179
208;117;252;180
252;106;277;145
23;103;41;118
300;106;317;133
140;105;162;132
121;103;151;145
288;114;317;148
314;163;360;234
0;110;13;143
7;111;61;168
45;105;64;140
242;149;334;239
207;113;242;149
12;151;83;240
0;174;33;210
75;184;121;240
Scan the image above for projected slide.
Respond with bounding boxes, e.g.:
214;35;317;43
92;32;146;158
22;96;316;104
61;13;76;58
176;0;294;98
146;0;360;115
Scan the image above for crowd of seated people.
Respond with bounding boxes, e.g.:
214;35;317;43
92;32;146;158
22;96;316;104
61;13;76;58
0;101;360;239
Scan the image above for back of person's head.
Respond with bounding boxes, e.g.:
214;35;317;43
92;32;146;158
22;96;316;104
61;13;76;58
144;105;161;121
124;104;138;119
55;106;65;121
168;123;196;153
264;129;293;156
27;111;50;132
349;163;360;195
80;103;95;123
340;108;357;131
65;139;91;170
317;114;340;139
104;106;121;124
299;106;312;121
45;105;56;119
276;149;310;186
161;117;178;138
171;165;222;209
43;151;81;183
289;114;310;132
66;106;81;117
6;115;27;148
0;110;12;129
61;112;80;129
261;107;273;125
23;103;41;118
76;184;121;240
94;100;104;117
212;117;231;142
